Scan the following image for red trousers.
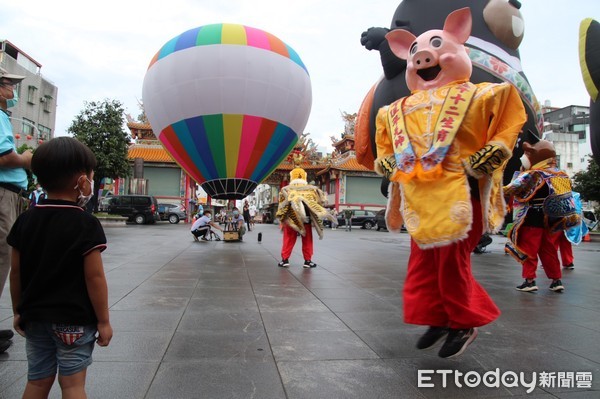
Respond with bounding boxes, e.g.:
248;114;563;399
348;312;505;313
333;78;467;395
281;223;313;261
556;233;574;266
517;226;562;279
403;200;500;329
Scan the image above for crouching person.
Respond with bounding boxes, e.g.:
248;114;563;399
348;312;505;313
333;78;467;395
191;209;222;241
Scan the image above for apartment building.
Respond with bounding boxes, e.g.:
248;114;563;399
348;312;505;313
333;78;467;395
542;104;591;176
0;40;57;148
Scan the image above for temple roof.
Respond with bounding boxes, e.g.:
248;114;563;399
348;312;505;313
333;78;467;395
127;144;175;163
127;121;152;130
331;134;355;147
316;152;373;176
333;156;372;171
275;160;327;171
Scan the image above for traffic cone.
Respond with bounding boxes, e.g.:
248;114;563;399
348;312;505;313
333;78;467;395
583;232;591;242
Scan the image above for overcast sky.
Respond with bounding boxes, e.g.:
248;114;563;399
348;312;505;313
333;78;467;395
2;0;599;152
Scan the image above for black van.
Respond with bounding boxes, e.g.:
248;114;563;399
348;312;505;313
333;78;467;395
107;195;160;225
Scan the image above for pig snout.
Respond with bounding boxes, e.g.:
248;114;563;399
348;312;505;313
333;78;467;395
411;49;442;82
413;49;438;69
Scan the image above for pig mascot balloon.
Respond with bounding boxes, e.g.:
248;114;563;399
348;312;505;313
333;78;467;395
358;0;541;188
374;8;526;358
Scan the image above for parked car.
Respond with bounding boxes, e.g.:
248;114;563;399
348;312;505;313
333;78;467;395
583;210;598;231
158;203;187;224
107;195;160;225
374;209;406;232
375;209;387;231
98;196;112;212
334;209;377;229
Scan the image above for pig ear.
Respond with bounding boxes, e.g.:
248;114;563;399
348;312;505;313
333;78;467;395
385;29;417;60
443;7;472;44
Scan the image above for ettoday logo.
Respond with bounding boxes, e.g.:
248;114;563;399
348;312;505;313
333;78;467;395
417;369;593;393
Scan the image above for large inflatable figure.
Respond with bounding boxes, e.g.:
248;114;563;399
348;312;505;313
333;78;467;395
358;0;540;186
374;8;526;358
579;18;600;166
142;24;312;199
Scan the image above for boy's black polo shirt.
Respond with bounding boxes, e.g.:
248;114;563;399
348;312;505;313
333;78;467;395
7;199;107;325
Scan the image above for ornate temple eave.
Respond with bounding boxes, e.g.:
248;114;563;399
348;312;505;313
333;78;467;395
128;143;175;163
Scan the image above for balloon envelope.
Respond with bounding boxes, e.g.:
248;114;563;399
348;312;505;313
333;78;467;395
142;23;312;199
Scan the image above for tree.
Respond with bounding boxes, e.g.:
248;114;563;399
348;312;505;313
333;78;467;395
17;143;36;192
68;99;131;210
572;156;600;202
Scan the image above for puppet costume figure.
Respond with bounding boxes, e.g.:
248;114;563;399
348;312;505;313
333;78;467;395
374;8;526;358
504;140;580;293
276;165;334;268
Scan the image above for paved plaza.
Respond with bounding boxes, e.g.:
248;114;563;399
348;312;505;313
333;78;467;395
1;222;599;398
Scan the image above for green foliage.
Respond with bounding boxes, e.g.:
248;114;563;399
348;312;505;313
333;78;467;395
16;143;34;154
16;143;36;191
68;99;131;186
572;157;600;202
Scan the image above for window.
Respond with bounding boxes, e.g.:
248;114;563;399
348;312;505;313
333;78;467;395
38;125;51;140
22;118;35;136
13;82;21;98
328;180;335;194
567;162;573;169
42;95;52;112
27;85;37;104
133;196;150;206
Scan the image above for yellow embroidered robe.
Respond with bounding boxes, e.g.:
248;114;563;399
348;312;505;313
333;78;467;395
375;80;526;248
276;180;334;239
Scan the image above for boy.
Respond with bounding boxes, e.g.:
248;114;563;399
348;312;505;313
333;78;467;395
7;137;112;398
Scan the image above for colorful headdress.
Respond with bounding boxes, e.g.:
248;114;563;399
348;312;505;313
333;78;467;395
289;153;307;181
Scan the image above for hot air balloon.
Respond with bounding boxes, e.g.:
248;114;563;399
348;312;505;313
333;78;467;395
142;23;312;199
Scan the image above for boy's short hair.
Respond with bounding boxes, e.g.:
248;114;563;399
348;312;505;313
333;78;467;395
32;137;97;192
203;210;212;215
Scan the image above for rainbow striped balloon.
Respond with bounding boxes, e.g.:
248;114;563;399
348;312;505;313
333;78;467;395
142;23;312;199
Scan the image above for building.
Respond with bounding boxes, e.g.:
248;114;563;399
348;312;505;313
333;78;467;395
0;40;58;147
542;104;590;176
255;113;387;221
316;133;386;211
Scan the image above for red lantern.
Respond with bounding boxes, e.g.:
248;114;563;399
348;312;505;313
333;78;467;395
38;140;44;145
26;135;32;140
14;133;21;139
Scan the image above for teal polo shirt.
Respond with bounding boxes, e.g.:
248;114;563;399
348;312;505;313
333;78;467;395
0;110;28;189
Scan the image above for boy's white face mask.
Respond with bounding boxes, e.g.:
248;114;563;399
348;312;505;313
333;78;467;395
74;176;94;207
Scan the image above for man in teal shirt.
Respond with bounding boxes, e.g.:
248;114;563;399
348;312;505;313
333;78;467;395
0;66;32;353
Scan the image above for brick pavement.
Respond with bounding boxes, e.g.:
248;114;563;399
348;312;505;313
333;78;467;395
1;223;599;398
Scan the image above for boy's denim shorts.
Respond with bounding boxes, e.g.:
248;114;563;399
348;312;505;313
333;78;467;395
25;322;97;380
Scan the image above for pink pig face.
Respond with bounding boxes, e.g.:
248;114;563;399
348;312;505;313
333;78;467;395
386;7;473;92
